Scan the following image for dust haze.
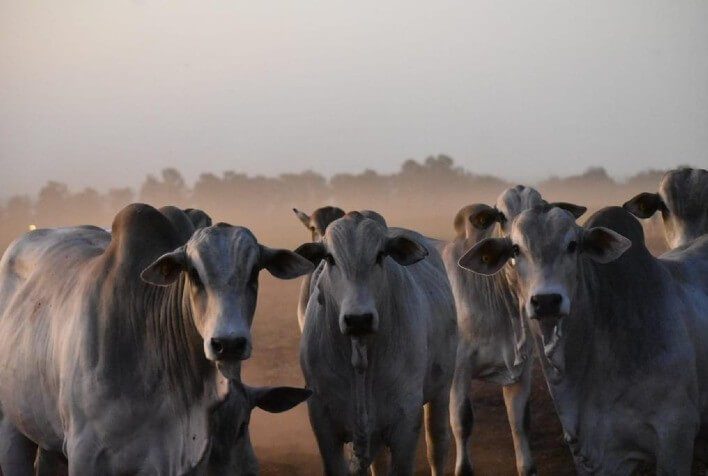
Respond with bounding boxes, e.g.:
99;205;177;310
0;158;672;474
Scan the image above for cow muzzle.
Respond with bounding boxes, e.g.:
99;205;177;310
528;293;568;360
210;336;251;361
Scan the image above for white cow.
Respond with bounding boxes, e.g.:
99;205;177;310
296;212;457;475
461;204;708;474
0;203;312;475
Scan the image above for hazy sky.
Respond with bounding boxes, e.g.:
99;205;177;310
1;0;707;197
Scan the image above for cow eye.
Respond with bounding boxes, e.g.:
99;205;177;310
511;244;520;257
325;254;336;266
567;241;578;254
237;421;247;438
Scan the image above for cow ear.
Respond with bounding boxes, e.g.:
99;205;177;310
623;192;662;219
249;386;312;413
294;242;328;266
260;245;314;279
385;236;428;266
550;202;587;219
292;208;311;228
458;237;512;275
468;206;503;230
140;248;187;286
582;227;632;263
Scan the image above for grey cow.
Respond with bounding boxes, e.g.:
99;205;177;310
624;167;708;249
296;212;457;476
0;203;312;475
440;186;585;476
461;205;708;474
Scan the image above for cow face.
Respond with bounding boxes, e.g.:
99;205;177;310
624;167;708;248
209;381;311;476
293;206;345;242
140;224;312;373
295;213;427;337
459;206;630;359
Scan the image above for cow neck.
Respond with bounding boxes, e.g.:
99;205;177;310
539;252;667;448
100;272;214;410
460;235;527;368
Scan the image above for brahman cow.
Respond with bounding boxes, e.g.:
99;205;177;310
295;212;457;476
0;203;312;475
624;167;707;248
441;186;585;476
461;205;708;474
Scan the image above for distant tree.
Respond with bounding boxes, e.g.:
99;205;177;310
139;168;188;206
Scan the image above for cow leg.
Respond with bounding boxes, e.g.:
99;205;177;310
450;343;475;476
424;391;451;476
502;364;536;476
0;419;36;476
307;398;347;476
388;408;423;476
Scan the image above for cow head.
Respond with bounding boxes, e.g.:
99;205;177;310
623;167;707;248
140;224;312;374
461;186;585;240
209;380;311;476
295;212;427;337
459;205;630;360
293;206;345;242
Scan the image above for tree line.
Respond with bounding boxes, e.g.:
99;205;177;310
0;155;667;250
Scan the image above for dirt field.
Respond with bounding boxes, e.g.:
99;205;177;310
240;220;669;476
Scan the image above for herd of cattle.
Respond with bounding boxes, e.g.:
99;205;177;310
0;166;705;476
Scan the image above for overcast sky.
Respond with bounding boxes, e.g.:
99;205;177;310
1;0;707;197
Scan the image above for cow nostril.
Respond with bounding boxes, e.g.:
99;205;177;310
530;296;539;308
211;338;224;355
550;294;562;306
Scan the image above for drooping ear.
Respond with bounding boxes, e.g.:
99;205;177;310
248;386;312;413
582;227;632;263
550;202;587;219
259;245;314;279
458;237;512;275
294;242;328;266
140;248;187;286
468;206;504;230
292;208;311;228
384;236;428;266
623;192;662;219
